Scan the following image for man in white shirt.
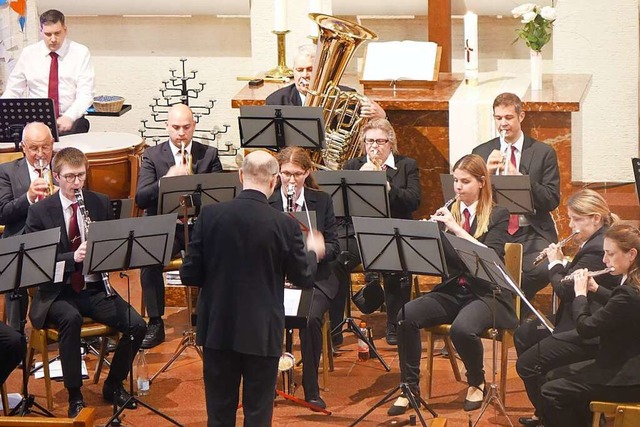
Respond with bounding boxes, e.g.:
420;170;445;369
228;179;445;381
2;9;95;135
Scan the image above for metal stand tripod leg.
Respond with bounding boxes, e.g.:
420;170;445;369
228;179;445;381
330;269;390;371
150;285;202;383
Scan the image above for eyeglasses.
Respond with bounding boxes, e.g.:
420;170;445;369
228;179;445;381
59;172;87;183
281;171;306;179
364;138;389;145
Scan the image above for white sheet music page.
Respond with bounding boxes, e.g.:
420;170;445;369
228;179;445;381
284;287;302;317
362;41;438;81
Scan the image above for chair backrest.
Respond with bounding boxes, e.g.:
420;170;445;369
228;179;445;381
0;152;23;165
504;242;523;319
614;405;640;427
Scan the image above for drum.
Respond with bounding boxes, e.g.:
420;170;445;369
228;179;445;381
56;132;146;200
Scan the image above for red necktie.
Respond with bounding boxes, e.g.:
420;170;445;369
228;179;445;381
35;168;43;202
458;209;472;287
68;203;84;293
507;145;520;235
48;52;59;117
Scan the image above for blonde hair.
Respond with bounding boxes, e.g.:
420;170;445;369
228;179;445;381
450;154;493;238
567;189;618;226
358;118;398;154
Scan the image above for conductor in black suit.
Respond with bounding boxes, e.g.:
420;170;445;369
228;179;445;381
0;122;56;330
25;147;146;418
335;118;421;345
268;146;339;409
472;92;560;300
180;150;325;427
135;103;223;348
265;44;386;118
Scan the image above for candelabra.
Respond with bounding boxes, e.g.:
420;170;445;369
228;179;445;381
266;30;293;79
139;58;237;157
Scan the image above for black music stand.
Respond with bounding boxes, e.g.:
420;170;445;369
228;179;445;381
440;174;534;216
238;105;325;150
349;217;444;427
314;170;391;371
0;228;60;417
153;173;241;380
0;98;59;149
82;214;182;427
632;158;640;206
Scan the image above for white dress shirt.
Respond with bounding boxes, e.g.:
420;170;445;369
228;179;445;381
280;186;305;212
2;39;95;121
169;140;193;167
498;132;525;175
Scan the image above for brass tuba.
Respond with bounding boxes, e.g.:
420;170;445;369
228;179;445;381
305;14;377;170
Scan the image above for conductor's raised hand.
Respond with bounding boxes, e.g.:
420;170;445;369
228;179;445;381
306;229;326;262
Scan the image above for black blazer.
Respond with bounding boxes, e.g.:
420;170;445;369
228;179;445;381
550;225;619;337
571;283;640;386
135;140;223;216
265;83;354;107
0;158;37;237
472;135;560;243
180;190;317;358
268;187;340;299
343;155;421;220
433;205;518;329
25;190;112;329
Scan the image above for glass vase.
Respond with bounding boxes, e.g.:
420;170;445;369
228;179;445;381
530;50;543;91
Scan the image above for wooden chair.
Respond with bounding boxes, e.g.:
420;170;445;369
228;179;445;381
423;242;523;404
591;401;640;427
320;311;334;390
613;405;640;427
0;407;95;426
26;319;120;410
1;384;8;416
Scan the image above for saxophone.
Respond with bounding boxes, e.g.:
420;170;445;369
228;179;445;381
74;189;116;299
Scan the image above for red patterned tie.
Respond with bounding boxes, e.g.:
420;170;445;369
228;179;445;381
48;52;60;117
68;203;84;293
507;145;520;235
458;209;472;287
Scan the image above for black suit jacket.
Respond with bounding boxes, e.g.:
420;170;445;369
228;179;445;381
0;158;36;237
433;205;518;329
25;190;112;329
472;136;560;243
268;187;340;299
571;284;640;385
180;190;317;358
550;225;619;337
343;155;421;220
265;83;354;107
135;140;223;216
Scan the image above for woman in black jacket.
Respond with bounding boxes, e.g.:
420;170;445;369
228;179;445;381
541;224;640;426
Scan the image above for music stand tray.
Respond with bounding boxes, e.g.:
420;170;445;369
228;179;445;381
0;98;59;147
158;172;241;220
82;214;182;426
238;105;325;150
0;228;60;418
440;174;534;215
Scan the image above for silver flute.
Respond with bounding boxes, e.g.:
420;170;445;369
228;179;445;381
559;267;615;284
533;230;580;266
74;189;116;299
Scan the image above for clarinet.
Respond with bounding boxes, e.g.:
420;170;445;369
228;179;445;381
74;189;116;299
286;183;296;213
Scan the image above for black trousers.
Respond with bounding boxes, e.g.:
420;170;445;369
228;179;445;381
398;288;493;388
0;322;23;385
300;288;331;400
541;362;640;427
4;289;28;331
203;347;278;427
58;117;90;136
514;319;598;418
46;284;146;392
511;226;553;301
140;224;185;318
328;237;360;332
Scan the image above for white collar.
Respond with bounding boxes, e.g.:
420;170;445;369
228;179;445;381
500;132;524;155
366;153;396;170
280;186;305;211
169;140;192;157
459;200;478;218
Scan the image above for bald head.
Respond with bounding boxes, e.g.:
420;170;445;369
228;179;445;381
239;150;279;197
22;122;54;167
166;103;196;148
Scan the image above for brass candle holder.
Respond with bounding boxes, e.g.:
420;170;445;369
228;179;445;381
266;30;293;79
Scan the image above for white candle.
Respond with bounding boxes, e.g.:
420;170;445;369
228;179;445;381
274;0;287;32
464;11;478;81
308;0;321;37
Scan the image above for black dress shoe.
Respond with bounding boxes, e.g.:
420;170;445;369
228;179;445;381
103;384;137;409
68;400;87;418
305;396;326;410
386;324;398;346
141;320;165;349
518;416;543;426
463;385;486;411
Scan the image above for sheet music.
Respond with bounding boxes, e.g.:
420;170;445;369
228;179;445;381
284;287;302;317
